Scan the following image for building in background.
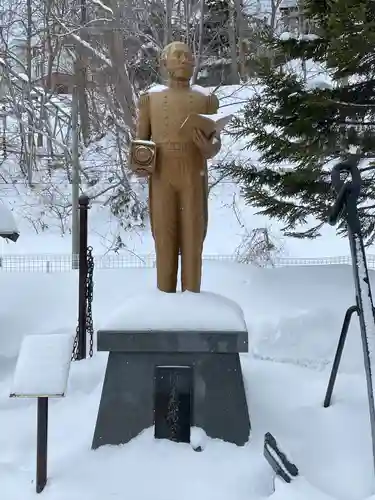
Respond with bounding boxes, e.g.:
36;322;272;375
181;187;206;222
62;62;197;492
279;0;316;34
5;35;75;94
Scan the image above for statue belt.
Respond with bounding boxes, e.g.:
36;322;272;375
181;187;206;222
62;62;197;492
156;142;196;153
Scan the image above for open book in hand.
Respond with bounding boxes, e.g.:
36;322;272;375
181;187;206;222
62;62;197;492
180;111;233;140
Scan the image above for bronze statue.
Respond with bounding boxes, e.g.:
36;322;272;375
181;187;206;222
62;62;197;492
133;41;222;293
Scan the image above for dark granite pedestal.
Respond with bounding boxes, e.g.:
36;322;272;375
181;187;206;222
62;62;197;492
92;328;251;449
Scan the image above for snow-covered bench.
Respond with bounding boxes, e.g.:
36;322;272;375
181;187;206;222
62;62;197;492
0;202;19;242
10;333;74;494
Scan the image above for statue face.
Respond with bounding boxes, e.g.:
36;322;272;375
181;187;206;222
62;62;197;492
164;44;194;80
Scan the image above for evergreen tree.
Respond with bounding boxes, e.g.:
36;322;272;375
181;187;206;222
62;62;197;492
220;0;375;243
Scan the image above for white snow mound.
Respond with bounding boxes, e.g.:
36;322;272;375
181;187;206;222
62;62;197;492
100;290;247;332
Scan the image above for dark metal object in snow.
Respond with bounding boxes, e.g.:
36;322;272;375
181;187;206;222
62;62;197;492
154;366;193;443
264;432;299;484
0;230;19;242
72;194;95;361
323;305;358;407
327;157;375;475
36;397;48;493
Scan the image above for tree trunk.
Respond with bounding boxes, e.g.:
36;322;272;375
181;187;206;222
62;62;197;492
234;0;246;80
184;0;191;44
298;10;307;82
26;0;33;184
104;0;137;133
71;83;80;267
164;0;173;45
76;0;90;145
192;0;205;83
228;1;239;84
270;0;281;31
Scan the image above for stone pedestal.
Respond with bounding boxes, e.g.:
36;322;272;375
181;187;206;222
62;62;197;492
92;292;251;449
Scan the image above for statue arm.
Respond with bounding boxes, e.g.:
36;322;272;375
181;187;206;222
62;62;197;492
211;135;221;158
207;93;221;158
135;93;151;140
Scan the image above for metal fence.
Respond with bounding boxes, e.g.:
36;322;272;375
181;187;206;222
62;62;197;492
0;252;372;273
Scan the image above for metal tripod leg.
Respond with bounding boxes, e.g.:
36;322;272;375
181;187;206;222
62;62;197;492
324;305;358;408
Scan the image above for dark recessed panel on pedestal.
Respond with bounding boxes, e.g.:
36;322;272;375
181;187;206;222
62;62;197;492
154;365;193;443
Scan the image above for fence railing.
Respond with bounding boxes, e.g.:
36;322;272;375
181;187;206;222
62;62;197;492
0;253;372;273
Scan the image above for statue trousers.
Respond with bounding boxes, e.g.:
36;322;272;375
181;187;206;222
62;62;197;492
149;145;208;293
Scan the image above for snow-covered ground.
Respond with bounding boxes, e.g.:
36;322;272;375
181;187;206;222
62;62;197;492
1;261;375;499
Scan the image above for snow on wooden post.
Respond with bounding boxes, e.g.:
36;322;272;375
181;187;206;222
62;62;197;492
0;202;19;242
9;334;74;494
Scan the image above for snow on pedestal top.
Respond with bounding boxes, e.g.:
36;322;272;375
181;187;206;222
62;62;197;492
10;333;74;397
101;291;247;332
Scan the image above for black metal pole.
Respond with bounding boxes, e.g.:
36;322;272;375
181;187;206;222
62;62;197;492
36;397;48;494
323;305;358;408
346;203;375;474
328;157;375;475
77;194;89;360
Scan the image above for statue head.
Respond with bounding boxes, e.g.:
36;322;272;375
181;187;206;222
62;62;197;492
160;42;194;81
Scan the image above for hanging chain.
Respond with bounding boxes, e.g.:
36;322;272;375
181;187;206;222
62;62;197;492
72;246;95;360
72;329;78;361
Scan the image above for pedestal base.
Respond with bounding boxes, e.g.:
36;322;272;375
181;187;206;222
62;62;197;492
92;292;251;450
92;350;250;449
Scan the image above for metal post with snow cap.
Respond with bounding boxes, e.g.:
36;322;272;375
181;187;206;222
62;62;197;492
326;155;375;476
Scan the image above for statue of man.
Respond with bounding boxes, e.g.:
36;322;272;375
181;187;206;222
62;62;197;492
135;41;222;293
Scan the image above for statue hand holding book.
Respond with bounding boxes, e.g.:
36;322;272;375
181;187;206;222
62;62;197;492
192;129;219;159
181;111;233;159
